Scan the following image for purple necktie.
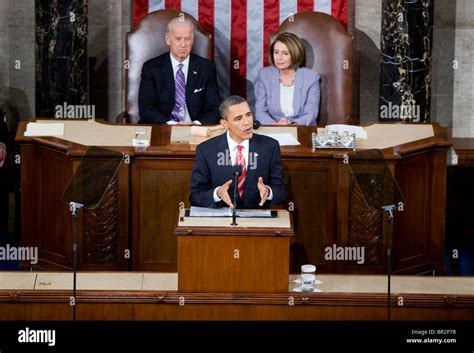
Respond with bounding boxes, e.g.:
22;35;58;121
171;63;186;122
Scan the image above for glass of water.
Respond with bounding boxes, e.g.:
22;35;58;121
341;131;351;145
301;264;316;292
316;131;328;146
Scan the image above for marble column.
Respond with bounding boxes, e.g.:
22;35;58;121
35;0;88;117
379;0;434;122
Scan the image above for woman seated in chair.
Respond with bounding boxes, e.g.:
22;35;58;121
255;32;320;126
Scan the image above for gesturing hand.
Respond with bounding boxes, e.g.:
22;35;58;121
257;177;270;206
217;179;234;208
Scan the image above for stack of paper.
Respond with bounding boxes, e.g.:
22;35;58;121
261;133;300;146
189;206;272;218
24;123;64;137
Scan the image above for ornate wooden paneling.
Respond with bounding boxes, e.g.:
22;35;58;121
348;174;383;267
83;177;119;264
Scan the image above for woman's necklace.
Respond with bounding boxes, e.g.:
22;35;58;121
279;69;296;87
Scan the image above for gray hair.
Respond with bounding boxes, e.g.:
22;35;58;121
219;95;247;120
166;16;195;35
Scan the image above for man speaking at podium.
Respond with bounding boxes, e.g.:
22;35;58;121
189;95;288;209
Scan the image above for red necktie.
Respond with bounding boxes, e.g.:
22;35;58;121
235;145;247;198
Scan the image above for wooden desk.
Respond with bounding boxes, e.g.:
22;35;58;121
15;121;451;274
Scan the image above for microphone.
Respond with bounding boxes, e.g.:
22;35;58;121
231;165;242;226
253;120;261;130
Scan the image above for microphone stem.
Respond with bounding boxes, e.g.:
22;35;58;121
231;171;239;226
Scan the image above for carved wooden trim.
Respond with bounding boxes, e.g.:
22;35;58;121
1;290;473;309
348;174;383;266
83;177;119;264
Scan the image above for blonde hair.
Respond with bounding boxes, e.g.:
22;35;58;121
268;32;306;69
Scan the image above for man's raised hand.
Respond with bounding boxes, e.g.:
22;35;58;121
257;176;270;206
217;179;234;208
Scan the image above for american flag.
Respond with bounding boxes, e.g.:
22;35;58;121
132;0;348;106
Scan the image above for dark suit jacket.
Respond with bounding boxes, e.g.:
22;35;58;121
189;133;288;209
138;53;220;124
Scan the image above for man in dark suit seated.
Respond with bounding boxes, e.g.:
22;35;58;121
138;17;220;125
189;95;288;209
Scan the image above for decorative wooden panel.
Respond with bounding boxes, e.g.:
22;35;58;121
83;177;119;264
348;174;383;266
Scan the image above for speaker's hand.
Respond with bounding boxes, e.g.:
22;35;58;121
217;179;234;208
257;177;270;206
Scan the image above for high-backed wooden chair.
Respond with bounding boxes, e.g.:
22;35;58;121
118;10;212;124
271;12;353;126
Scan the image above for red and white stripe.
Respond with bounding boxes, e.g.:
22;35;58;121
132;0;347;104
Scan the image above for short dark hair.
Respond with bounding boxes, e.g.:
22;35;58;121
219;95;247;119
268;32;306;69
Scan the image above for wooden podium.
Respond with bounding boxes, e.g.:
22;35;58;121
175;210;294;293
